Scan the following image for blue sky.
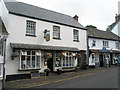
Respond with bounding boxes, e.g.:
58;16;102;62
16;0;119;30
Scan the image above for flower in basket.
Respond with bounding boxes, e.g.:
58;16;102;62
76;53;81;58
43;53;52;59
57;52;65;58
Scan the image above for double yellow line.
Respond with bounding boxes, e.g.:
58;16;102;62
23;73;96;88
23;69;111;88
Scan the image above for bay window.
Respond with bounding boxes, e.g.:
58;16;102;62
20;50;41;70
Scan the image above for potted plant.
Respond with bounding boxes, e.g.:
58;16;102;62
57;68;62;75
44;68;50;76
82;61;88;70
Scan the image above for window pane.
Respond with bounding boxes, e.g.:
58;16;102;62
32;56;35;68
32;51;36;55
36;56;40;68
63;58;65;67
27;56;30;68
66;57;68;66
27;51;31;55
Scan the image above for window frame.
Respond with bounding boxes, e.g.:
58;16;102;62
60;52;75;67
103;41;109;48
19;50;41;70
73;29;79;42
26;20;36;37
53;25;61;39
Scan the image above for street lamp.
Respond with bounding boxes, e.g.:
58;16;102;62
0;35;7;90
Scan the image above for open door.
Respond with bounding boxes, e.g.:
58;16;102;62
99;55;103;67
47;56;53;72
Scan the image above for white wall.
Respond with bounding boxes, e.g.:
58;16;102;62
89;38;118;51
7;14;87;50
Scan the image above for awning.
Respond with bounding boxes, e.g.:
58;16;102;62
99;47;110;53
10;43;80;52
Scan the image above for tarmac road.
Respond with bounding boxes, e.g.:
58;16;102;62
34;68;119;88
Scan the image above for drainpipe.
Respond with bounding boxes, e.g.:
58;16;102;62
86;29;89;65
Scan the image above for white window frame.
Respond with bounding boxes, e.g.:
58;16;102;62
0;64;3;77
103;41;109;48
26;20;36;36
60;52;75;67
53;26;60;39
73;29;79;41
20;50;41;70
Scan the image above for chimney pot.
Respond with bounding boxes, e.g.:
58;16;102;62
73;15;79;21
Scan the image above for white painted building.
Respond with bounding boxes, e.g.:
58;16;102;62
0;0;87;80
88;28;120;67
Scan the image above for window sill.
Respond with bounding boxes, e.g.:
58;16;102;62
25;34;37;37
103;47;109;48
53;37;61;40
73;40;79;42
18;68;40;71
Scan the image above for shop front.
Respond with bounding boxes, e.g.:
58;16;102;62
10;43;84;74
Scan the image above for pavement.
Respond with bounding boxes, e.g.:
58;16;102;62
4;66;118;89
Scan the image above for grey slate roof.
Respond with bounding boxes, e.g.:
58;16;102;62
10;43;80;52
88;28;120;41
0;17;9;35
5;1;86;30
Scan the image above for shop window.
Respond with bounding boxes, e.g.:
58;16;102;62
20;50;41;70
60;52;76;67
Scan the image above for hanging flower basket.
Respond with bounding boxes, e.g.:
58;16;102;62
76;53;81;58
56;52;65;58
43;53;52;59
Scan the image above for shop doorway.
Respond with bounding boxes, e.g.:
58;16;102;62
99;55;103;67
47;54;53;72
110;53;113;65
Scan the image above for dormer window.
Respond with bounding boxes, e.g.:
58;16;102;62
26;20;36;36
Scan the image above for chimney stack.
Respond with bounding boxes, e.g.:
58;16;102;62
115;14;120;22
73;15;79;21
